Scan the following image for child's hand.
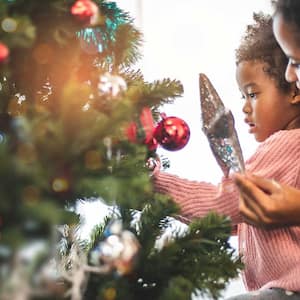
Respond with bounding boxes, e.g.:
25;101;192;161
146;156;161;177
233;172;300;228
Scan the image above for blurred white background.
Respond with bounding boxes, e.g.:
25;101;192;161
78;1;274;298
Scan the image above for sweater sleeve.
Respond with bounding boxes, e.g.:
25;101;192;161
153;171;241;225
152;129;300;226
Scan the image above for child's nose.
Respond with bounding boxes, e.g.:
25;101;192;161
242;100;251;114
285;62;299;83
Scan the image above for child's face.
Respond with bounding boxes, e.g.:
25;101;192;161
236;61;298;142
273;13;300;89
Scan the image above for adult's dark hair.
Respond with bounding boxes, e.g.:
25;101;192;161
235;12;291;93
272;0;300;30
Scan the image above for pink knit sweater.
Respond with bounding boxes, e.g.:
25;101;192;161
153;129;300;292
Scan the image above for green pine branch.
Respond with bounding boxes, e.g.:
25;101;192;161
113;23;143;68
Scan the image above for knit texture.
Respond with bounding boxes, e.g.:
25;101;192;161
153;129;300;292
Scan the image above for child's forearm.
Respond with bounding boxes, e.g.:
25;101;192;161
152;171;242;225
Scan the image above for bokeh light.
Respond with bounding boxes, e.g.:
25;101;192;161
1;17;17;33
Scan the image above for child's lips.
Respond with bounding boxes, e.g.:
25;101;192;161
245;119;255;133
248;125;256;133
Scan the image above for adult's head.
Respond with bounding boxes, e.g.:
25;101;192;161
272;0;300;88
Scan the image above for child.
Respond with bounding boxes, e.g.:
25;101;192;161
234;0;300;229
153;13;300;300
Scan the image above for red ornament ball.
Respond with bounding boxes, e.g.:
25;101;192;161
154;116;190;151
0;43;9;63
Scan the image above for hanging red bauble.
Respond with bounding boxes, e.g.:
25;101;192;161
125;107;158;151
71;0;99;25
0;43;9;63
153;115;190;151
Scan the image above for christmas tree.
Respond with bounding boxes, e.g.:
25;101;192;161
0;1;242;299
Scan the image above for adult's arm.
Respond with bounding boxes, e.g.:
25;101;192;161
234;172;300;228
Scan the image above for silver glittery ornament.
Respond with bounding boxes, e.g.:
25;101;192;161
199;73;244;177
91;220;140;275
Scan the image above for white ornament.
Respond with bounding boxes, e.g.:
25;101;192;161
98;72;127;98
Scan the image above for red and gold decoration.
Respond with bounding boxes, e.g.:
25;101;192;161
125;107;158;151
71;0;100;26
153;114;190;151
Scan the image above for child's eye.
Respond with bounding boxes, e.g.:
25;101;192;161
240;92;257;101
244;92;257;100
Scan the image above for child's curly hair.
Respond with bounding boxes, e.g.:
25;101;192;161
235;12;291;93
